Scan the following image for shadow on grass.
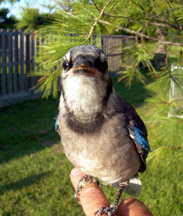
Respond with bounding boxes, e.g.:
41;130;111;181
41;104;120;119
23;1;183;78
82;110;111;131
0;97;60;164
0;171;52;195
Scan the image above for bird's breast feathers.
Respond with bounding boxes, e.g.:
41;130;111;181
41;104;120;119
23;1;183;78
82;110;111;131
58;105;141;184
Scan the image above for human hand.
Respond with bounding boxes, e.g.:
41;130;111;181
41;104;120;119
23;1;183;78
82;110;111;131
70;168;153;216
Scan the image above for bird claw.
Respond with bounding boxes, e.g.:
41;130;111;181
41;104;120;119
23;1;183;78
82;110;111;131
75;174;98;204
94;181;128;216
94;205;118;216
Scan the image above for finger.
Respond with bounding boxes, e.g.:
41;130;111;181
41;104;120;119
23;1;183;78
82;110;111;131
70;168;109;216
117;198;153;216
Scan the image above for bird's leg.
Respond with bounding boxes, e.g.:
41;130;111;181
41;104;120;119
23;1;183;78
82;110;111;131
75;174;98;204
94;181;128;216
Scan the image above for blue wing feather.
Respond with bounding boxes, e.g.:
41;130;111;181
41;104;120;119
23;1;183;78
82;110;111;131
55;118;59;131
133;126;151;152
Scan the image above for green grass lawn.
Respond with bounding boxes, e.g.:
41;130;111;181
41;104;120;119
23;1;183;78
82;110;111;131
0;78;182;216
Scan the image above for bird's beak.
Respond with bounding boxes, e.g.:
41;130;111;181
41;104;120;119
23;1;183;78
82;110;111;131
66;65;103;78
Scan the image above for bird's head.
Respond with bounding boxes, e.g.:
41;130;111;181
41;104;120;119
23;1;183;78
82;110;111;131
61;45;110;80
60;45;112;119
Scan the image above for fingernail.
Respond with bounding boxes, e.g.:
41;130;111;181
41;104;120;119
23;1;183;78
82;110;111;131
71;168;82;176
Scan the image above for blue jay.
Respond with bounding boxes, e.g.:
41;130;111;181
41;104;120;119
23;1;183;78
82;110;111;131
56;45;150;216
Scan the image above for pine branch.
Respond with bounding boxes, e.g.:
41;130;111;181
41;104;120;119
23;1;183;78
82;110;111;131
152;17;181;30
97;19;183;46
165;0;180;28
149;5;183;19
91;0;131;19
92;0;182;30
86;0;112;40
147;21;180;30
132;1;148;17
91;0;100;11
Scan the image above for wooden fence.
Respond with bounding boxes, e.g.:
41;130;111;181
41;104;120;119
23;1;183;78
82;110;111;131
0;29;39;107
0;29;133;107
102;35;134;77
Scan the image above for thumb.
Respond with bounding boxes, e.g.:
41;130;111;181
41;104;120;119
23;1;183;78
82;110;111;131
117;198;153;216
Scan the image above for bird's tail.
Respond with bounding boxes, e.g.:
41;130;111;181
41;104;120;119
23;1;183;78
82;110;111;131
124;174;142;197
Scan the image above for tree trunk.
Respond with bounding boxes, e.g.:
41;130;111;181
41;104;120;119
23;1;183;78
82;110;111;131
155;28;167;55
152;28;167;69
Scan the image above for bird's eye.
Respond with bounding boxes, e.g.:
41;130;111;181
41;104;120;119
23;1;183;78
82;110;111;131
62;60;69;70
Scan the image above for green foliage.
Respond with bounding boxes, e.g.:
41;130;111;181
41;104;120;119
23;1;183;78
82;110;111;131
34;0;183;96
118;43;156;86
0;8;17;28
141;68;183;169
16;8;52;33
54;0;76;12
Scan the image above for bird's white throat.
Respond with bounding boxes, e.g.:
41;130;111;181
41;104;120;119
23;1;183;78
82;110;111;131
61;76;106;121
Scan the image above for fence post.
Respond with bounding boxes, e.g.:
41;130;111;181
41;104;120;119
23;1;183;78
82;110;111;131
1;29;7;96
25;34;31;90
20;30;25;92
31;33;36;86
14;29;19;93
8;29;13;94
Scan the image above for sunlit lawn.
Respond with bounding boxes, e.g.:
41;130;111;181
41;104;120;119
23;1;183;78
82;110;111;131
0;78;182;216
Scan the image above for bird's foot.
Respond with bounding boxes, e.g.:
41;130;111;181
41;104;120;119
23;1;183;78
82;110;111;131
94;181;128;216
94;204;118;216
75;174;98;204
